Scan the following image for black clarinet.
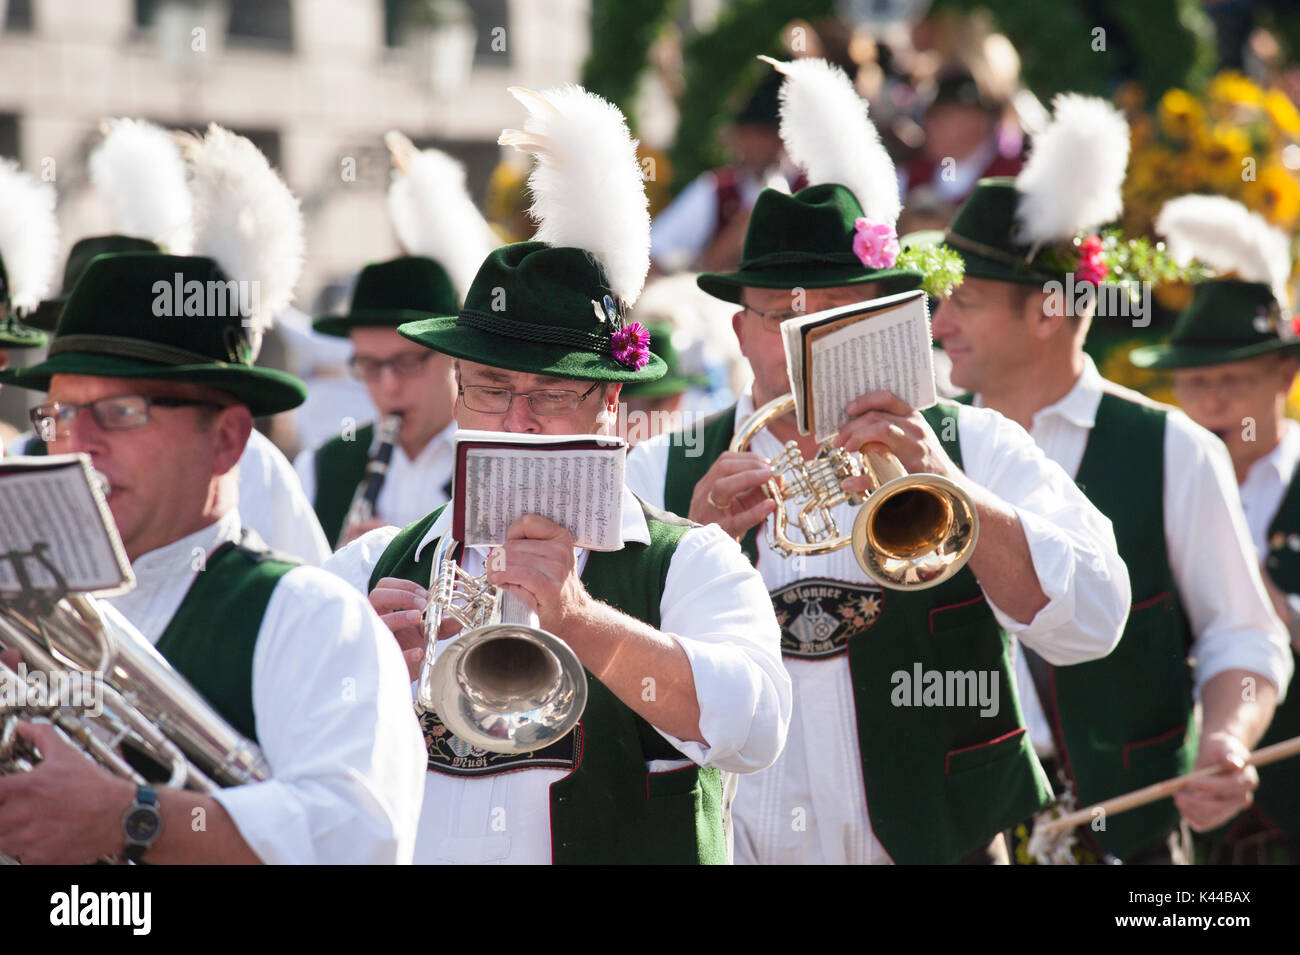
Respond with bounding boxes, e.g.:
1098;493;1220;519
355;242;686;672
337;412;404;547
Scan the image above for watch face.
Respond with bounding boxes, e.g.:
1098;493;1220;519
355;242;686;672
125;807;161;843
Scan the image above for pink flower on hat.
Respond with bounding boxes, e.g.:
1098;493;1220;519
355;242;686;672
611;321;651;370
852;218;900;270
1075;235;1108;285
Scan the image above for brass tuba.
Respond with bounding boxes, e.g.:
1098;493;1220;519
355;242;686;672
0;593;270;791
414;534;587;754
730;393;979;590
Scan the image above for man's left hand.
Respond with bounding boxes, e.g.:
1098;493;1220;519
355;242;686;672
0;721;135;864
1173;731;1258;832
485;514;594;636
832;390;962;493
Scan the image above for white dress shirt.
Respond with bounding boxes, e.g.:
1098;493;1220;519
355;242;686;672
238;429;331;565
295;420;457;542
324;486;791;864
106;508;427;864
625;390;1129;864
1238;418;1300;562
974;357;1294;756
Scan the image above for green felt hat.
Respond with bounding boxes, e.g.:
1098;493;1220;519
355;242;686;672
0;252;307;415
0;252;47;348
620;321;708;400
313;256;459;337
944;178;1067;287
1129;279;1300;369
697;183;924;303
398;242;666;383
25;234;163;332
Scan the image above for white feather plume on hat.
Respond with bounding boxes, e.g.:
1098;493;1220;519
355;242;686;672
1155;194;1292;307
1014;93;1130;247
759;55;900;226
0;158;59;312
384;130;499;299
498;85;650;306
90;118;193;253
174;123;304;336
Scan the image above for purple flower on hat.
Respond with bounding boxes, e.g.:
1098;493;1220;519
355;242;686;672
852;218;900;270
611;321;651;370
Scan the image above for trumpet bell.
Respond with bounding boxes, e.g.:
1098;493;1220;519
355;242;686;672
425;624;588;755
852;473;979;590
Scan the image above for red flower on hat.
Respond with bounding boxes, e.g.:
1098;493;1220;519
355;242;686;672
611;321;651;370
1075;235;1108;285
1291;314;1300;338
852;218;900;270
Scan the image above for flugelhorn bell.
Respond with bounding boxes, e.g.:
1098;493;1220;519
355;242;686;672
729;393;979;590
416;535;587;754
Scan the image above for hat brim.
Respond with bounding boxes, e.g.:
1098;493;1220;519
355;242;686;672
313;308;436;338
696;263;923;304
0;351;307;416
1129;338;1300;370
398;315;667;383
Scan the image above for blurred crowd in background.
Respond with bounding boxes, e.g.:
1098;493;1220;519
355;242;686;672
2;0;1300;461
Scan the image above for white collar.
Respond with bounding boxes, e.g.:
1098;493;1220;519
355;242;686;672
1246;418;1300;488
130;508;242;580
412;486;652;562
399;418;458;465
974;354;1104;431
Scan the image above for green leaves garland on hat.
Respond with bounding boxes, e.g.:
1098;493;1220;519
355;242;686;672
696;56;964;304
27;118;193;332
944;95;1197;299
396;84;667;383
0;158;58;348
312;131;501;338
0;124;308;415
1130;195;1299;370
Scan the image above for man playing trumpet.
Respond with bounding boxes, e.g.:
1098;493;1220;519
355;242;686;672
325;84;791;864
626;58;1130;864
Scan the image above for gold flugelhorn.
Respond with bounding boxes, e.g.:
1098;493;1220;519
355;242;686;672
415;534;587;754
730;394;979;590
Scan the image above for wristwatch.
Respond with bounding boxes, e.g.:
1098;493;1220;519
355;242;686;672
122;785;162;863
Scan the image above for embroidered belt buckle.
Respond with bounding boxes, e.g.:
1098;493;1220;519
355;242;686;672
419;709;581;776
770;577;884;659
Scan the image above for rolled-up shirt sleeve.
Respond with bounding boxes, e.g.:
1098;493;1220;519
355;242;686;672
956;403;1130;665
649;524;791;774
1162;412;1293;701
211;565;426;863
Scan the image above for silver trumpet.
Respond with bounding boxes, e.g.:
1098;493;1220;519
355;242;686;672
0;593;270;791
415;534;587;754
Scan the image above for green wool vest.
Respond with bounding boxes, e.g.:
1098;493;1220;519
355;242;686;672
1047;390;1197;859
153;533;299;742
312;423;375;546
1251;463;1300;837
662;400;1051;863
369;503;728;865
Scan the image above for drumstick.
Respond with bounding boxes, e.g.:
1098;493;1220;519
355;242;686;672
1038;733;1300;835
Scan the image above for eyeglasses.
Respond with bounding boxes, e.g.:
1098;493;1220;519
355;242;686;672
30;395;226;440
458;381;601;417
348;351;434;382
742;303;807;332
1172;372;1269;404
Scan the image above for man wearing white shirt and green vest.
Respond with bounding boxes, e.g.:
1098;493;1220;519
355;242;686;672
325;84;791;865
626;61;1130;865
1126;199;1300;863
0;128;425;864
934;148;1293;858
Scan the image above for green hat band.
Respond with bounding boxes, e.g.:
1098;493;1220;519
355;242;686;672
458;307;610;352
741;249;863;270
942;230;1057;281
49;333;223;366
